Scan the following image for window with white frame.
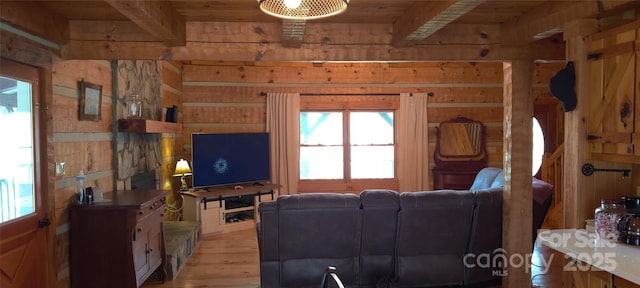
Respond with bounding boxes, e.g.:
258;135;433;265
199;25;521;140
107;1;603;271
299;110;395;183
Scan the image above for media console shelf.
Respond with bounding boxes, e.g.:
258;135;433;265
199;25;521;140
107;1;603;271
182;183;280;235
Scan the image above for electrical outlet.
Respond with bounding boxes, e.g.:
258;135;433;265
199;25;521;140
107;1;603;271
55;162;66;176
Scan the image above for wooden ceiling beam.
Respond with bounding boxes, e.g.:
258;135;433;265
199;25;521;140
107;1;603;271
0;1;69;45
104;0;186;47
69;20;158;42
415;23;499;46
60;39;563;62
501;0;640;44
61;21;563;61
66;20;500;50
392;0;484;47
281;20;306;48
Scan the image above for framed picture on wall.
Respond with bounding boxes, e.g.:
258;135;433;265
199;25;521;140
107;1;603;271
79;80;102;121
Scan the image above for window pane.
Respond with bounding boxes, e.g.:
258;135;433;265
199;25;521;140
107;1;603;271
300;112;343;145
532;117;545;176
351;146;394;179
0;77;35;223
350;112;393;145
300;146;343;179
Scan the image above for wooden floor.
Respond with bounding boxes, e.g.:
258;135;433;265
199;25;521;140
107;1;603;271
143;228;564;288
532;244;564;288
143;229;261;288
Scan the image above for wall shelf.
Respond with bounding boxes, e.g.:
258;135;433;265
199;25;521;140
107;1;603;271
118;119;182;133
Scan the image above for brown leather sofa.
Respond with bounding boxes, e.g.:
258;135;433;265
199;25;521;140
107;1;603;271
257;168;554;288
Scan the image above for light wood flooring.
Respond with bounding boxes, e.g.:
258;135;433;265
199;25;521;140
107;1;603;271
143;228;563;288
143;229;261;288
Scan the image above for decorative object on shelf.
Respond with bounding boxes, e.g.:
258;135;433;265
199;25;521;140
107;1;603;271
257;0;349;20
618;196;640;246
594;199;625;240
174;159;192;191
165;105;178;123
126;94;142;119
76;170;85;204
78;80;102;121
581;163;631;178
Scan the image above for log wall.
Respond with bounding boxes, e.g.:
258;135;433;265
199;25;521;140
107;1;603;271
160;61;185;220
51;60;113;287
181;61;565;190
51;59;178;287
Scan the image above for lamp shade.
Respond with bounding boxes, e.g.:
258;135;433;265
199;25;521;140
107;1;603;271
257;0;349;20
173;159;192;176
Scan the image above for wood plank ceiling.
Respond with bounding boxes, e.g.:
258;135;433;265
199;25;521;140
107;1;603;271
1;0;640;62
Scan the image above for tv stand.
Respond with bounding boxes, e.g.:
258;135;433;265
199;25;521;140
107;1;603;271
182;183;280;235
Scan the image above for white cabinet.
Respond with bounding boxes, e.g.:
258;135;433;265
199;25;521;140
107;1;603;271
182;184;278;235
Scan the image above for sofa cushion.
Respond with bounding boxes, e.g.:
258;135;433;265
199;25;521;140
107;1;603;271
396;190;475;287
359;189;400;286
465;187;503;285
360;189;400;207
277;193;361;288
278;192;360;209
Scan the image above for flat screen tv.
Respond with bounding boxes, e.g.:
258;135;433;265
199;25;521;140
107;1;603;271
191;132;271;188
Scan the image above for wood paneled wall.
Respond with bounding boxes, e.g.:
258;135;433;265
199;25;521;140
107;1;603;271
181;61;564;190
51;60;113;287
160;61;185;220
50;59;179;287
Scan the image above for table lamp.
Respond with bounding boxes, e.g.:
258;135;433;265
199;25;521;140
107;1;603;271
173;159;192;191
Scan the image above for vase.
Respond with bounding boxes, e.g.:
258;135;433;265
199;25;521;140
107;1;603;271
126;94;142;118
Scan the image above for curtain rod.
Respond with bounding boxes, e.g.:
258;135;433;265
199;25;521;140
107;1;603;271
259;92;401;96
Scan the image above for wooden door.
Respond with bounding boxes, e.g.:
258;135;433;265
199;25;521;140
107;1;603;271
0;59;48;288
587;27;638;161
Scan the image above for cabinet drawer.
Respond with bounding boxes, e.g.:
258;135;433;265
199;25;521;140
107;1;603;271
137;196;166;221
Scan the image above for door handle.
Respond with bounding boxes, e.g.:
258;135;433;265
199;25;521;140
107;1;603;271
38;217;51;228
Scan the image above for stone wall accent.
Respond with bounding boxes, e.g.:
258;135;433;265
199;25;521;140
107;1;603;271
115;60;163;190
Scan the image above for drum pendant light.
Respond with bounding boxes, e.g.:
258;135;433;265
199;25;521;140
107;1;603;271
257;0;349;20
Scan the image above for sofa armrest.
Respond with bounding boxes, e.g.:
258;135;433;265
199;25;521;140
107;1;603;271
258;201;277;258
532;178;554;243
257;200;279;287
